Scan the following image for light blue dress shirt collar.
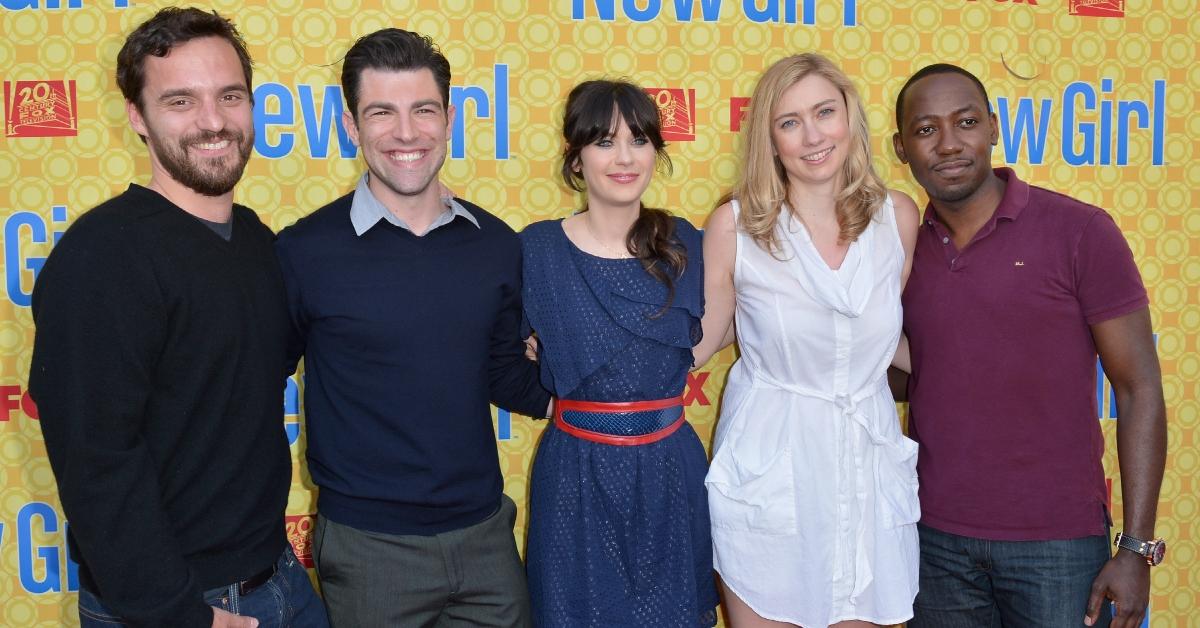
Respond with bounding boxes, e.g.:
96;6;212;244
349;173;479;236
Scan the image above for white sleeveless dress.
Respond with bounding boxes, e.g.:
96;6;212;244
706;198;920;626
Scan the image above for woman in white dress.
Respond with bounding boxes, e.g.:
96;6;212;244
693;54;922;627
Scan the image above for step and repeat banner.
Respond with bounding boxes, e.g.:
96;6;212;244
1;0;1196;625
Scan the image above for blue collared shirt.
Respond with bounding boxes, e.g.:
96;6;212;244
348;174;479;236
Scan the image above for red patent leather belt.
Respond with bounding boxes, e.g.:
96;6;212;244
554;396;685;446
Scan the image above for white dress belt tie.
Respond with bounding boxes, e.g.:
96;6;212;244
748;369;920;603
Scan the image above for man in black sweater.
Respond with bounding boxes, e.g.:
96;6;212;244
275;29;550;627
29;9;327;628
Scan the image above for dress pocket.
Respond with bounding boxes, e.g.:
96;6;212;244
878;434;921;529
706;441;799;535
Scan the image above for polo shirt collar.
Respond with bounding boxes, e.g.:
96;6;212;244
349;173;479;236
921;167;1030;229
991;167;1029;222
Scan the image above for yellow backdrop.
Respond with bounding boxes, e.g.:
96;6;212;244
1;0;1196;625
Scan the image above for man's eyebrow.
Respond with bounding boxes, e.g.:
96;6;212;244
361;100;444;112
155;84;247;102
361;101;398;112
410;99;444;111
156;88;197;102
907;105;981;127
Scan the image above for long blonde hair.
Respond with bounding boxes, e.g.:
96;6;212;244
731;53;887;255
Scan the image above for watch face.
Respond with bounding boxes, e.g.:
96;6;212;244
1151;540;1166;565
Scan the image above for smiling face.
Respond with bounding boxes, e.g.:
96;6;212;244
343;67;455;207
126;36;254;197
576;113;656;212
770;73;850;191
893;72;999;206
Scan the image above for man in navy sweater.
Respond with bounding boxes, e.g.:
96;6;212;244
275;28;551;627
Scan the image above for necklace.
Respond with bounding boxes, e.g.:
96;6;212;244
584;214;633;259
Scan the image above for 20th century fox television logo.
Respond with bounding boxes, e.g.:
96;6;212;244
645;88;696;142
4;80;78;138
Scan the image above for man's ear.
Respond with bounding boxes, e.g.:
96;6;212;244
892;132;908;164
127;99;148;138
342;109;361;147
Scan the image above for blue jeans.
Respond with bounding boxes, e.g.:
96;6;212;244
909;524;1112;628
77;546;329;627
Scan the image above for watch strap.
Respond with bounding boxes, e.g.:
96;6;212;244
1114;531;1151;555
1114;531;1164;566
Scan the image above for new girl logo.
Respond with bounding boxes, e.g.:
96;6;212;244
645;88;696;142
4;80;77;138
1069;0;1124;17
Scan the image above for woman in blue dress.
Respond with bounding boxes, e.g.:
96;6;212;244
520;80;718;627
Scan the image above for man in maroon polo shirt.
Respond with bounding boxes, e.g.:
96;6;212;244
891;64;1166;628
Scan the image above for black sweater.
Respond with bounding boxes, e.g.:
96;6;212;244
29;185;290;627
276;192;549;535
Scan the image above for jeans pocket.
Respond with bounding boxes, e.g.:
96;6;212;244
77;589;126;627
237;581;287;628
202;585;235;613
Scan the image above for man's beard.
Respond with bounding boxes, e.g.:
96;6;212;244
149;129;253;197
929;182;979;204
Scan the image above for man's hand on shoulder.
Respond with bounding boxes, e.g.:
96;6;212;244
213;607;259;628
1084;550;1150;628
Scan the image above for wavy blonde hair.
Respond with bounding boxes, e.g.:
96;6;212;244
731;53;887;255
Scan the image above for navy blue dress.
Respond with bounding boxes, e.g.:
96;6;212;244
520;218;718;628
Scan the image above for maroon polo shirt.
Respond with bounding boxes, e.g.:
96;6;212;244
902;168;1148;541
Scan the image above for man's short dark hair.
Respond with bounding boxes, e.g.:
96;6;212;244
341;28;452;120
116;7;253;111
895;63;991;131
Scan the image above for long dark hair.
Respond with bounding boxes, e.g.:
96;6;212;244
561;80;686;308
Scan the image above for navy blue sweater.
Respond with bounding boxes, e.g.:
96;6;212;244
276;193;549;535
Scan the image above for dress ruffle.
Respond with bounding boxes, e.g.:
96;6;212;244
520;218;703;398
519;215;718;628
777;207;877;318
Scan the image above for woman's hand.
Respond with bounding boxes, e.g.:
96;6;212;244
524;335;539;362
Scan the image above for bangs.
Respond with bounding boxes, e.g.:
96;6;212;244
612;87;662;142
566;82;664;148
561;79;673;192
